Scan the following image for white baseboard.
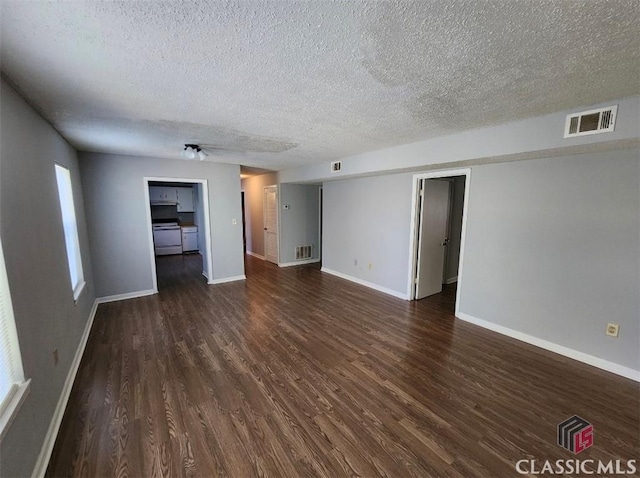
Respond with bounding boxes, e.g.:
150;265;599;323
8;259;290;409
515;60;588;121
320;267;409;300
456;312;640;382
209;275;246;285
96;289;157;304
445;276;458;284
279;258;320;268
247;251;265;260
31;299;100;478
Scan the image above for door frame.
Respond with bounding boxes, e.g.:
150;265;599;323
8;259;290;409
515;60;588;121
318;185;323;262
144;177;214;292
406;168;471;316
240;190;247;254
442;177;456;283
263;184;279;264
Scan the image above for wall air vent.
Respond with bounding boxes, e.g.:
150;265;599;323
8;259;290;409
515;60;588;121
564;105;617;138
295;245;313;260
331;161;342;173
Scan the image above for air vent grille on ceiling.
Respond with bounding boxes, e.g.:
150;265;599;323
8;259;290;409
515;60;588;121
331;161;342;173
564;105;617;138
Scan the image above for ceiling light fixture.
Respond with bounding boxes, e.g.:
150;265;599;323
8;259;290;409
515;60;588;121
181;144;208;161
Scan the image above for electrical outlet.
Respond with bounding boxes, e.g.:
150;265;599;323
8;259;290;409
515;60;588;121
368;263;372;270
53;348;59;366
606;323;619;337
232;218;237;225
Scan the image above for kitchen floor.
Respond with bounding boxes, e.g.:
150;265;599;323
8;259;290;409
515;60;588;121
155;253;204;290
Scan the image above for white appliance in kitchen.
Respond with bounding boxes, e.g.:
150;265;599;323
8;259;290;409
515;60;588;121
181;226;198;253
152;222;182;255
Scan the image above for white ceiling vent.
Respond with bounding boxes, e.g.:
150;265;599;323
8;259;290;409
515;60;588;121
564;105;617;138
331;161;342;173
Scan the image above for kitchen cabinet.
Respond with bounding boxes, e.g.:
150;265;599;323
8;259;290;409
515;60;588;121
149;187;177;202
149;186;164;202
176;187;194;212
181;226;198;252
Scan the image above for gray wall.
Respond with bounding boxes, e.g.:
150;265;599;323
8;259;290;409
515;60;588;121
80;152;244;297
280;96;640;183
321;148;639;371
323;173;413;294
279;184;320;264
0;80;96;477
445;176;465;281
241;172;278;258
459;149;639;370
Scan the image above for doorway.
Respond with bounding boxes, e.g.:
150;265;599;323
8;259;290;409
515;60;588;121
263;185;278;264
143;177;214;292
408;169;470;315
241;191;247;254
319;186;323;262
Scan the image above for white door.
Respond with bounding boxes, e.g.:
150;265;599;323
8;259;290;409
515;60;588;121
263;186;278;264
415;179;451;299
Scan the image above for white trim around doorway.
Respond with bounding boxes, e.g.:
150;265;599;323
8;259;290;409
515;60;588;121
143;177;214;291
406;168;471;318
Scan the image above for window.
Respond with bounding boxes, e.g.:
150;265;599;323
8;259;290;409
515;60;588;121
55;164;85;300
0;237;29;438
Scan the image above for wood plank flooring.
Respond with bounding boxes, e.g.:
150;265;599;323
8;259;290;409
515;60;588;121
46;254;639;477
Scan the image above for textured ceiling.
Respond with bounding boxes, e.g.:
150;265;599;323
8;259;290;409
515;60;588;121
1;0;638;170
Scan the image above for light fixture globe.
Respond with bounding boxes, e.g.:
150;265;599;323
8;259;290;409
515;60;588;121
182;144;201;160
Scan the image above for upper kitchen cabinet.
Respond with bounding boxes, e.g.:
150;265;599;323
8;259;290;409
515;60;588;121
150;186;178;202
149;186;163;202
176;187;194;212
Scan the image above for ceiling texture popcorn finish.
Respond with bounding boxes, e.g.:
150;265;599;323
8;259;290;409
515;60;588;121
1;0;638;170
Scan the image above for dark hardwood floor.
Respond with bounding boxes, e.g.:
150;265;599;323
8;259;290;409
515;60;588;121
46;255;639;477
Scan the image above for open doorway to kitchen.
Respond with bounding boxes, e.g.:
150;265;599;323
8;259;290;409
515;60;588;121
143;177;213;292
408;169;470;315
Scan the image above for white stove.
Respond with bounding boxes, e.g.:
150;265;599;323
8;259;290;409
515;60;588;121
152;222;182;255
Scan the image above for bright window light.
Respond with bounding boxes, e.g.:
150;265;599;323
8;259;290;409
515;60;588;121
0;237;29;438
54;164;85;300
